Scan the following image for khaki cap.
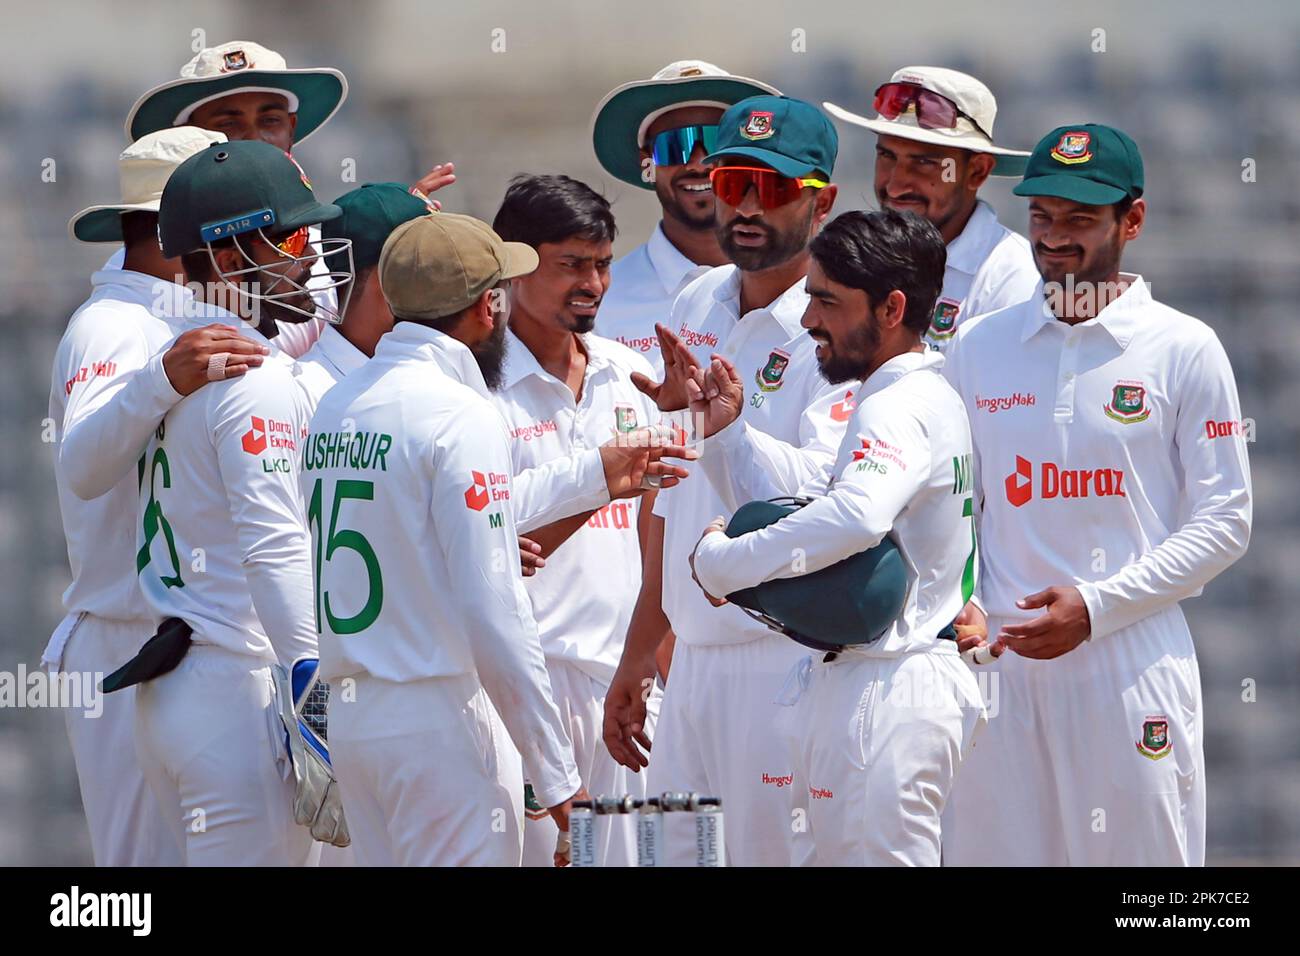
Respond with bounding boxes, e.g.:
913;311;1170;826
379;213;538;321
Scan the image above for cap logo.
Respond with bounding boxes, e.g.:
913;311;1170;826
679;67;704;77
284;152;312;190
1051;131;1093;165
740;111;776;141
221;49;249;73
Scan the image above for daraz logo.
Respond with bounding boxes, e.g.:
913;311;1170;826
1004;455;1126;508
241;416;267;455
464;471;489;511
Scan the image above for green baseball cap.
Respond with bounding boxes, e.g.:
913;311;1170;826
159;139;340;257
704;95;838;179
323;183;437;273
724;499;906;652
379;213;538;322
1013;124;1144;206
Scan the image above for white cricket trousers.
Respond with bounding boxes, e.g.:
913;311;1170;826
328;672;525;866
50;612;182;866
134;642;314;866
521;659;660;867
778;646;986;866
647;633;809;866
942;604;1205;866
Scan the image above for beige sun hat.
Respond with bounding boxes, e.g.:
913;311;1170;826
824;66;1029;177
67;126;228;243
124;40;347;146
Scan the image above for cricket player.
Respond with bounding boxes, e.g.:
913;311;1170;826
592;61;778;371
605;96;855;866
121;39;454;357
690;209;987;866
940;125;1252;865
305;213;593;866
825;67;1039;350
47;127;268;866
125;139;352;865
490;174;679;866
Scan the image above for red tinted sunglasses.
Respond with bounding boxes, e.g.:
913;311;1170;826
708;166;828;209
273;226;310;257
873;82;991;139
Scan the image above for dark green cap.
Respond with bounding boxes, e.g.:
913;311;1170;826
158;139;340;257
323;183;437;272
704;95;838;179
1013;124;1144;206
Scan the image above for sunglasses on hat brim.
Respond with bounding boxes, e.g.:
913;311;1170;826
649;124;720;167
708;166;828;209
873;82;992;140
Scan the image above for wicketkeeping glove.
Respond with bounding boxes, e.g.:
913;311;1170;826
274;658;350;847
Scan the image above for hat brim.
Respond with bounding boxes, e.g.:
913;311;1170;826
68;201;160;243
276;200;343;234
126;69;347;146
500;241;539;280
823;101;1030;177
703;147;821;179
592;75;781;189
1012;174;1129;205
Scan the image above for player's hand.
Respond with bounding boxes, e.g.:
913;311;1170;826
162;324;270;395
549;786;590;867
518;535;545;577
410;162;455;210
603;655;656;772
631;323;702;412
599;426;698;499
686;354;745;440
997;586;1091;660
689;517;729;607
955;600;1004;665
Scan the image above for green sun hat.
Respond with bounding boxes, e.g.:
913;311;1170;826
126;40;347;146
592;60;780;189
323;183;438;273
1013;124;1144;206
158;139;340;257
704;95;838;179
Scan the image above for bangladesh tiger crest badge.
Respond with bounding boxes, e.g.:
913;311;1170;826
929;298;962;340
1104;380;1151;424
1051;131;1093;165
740;111;776;141
1136;716;1172;760
614;404;638;433
756;348;790;391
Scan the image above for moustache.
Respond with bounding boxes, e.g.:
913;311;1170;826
1035;243;1084;258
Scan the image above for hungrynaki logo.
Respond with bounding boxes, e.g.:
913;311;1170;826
242;416;268;455
1004;455;1126;507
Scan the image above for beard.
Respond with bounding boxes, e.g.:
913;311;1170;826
658;172;716;231
813;316;882;385
1033;230;1123;292
558;309;597;335
717;205;814;273
473;312;510;391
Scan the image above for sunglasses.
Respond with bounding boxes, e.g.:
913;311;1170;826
708;166;829;209
873;82;991;139
649;125;719;166
273;226;310;257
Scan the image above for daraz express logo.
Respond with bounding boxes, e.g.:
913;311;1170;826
464;470;510;511
241;416;297;455
1004;455;1126;507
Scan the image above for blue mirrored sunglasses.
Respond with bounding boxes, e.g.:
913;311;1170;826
649;125;720;166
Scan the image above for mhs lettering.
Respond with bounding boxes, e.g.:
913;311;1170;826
1004;455;1126;508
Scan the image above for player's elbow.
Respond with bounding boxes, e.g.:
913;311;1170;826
63;448;112;501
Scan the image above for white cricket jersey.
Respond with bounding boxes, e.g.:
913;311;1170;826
942;275;1252;638
493;330;659;684
103;223;337;359
295;323;368;409
50;269;189;625
597;223;713;375
303;323;580;806
694;349;976;656
652;265;854;647
136;303;317;667
925;200;1039;351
